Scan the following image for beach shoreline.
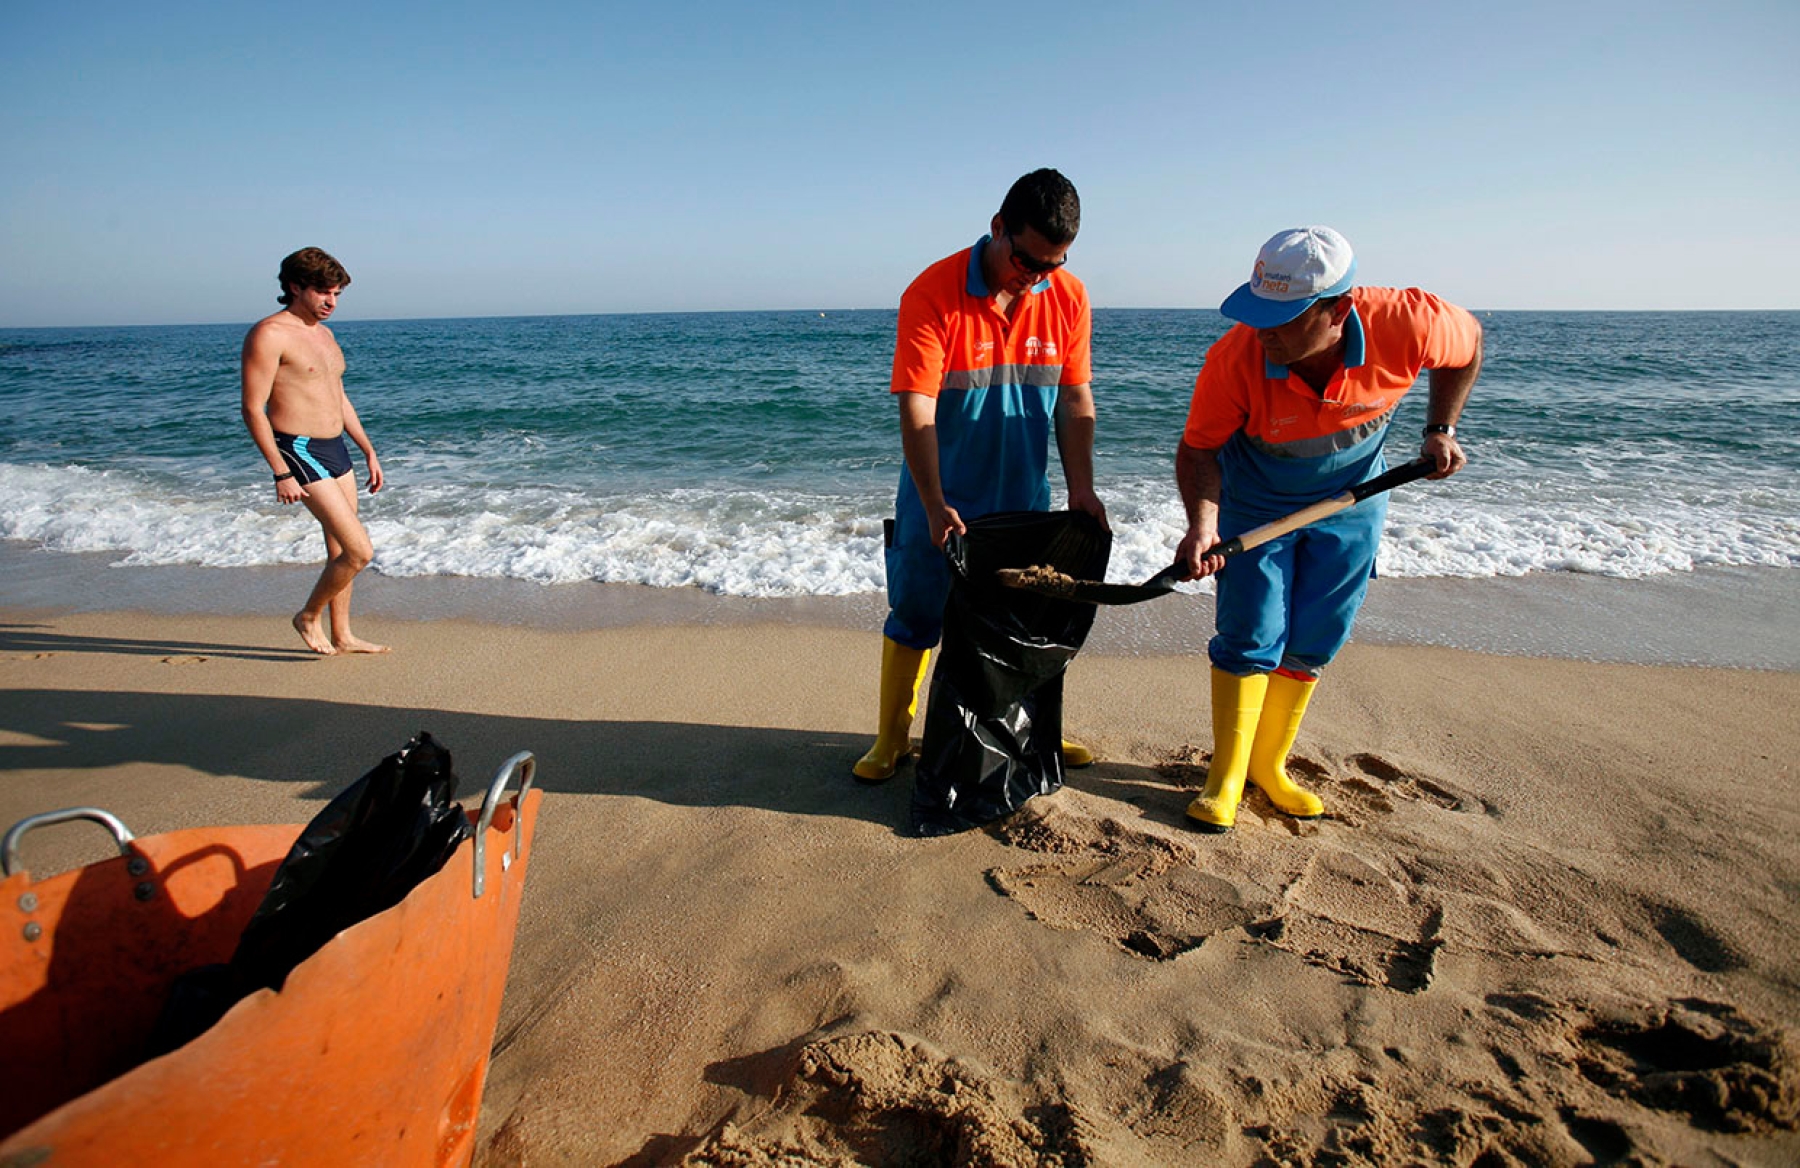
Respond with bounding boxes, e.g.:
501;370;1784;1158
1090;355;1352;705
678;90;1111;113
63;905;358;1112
3;598;1798;1164
5;539;1799;670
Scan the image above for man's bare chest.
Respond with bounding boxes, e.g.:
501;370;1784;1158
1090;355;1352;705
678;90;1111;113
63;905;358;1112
278;338;344;385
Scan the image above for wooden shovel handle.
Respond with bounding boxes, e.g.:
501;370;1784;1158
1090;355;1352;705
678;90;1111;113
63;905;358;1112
1212;458;1436;559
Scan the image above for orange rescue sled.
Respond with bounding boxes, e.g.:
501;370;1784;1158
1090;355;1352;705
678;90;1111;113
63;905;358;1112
0;752;540;1167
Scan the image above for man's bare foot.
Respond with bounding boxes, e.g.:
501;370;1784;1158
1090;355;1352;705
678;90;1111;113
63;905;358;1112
332;636;390;655
293;612;337;655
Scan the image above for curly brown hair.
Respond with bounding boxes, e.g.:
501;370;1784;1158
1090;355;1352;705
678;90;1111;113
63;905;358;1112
277;247;351;305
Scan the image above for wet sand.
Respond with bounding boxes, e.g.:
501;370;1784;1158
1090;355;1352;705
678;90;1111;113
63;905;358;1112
5;540;1800;668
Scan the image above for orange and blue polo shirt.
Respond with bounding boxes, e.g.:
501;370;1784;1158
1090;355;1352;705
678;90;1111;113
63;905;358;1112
889;236;1091;527
1182;286;1480;519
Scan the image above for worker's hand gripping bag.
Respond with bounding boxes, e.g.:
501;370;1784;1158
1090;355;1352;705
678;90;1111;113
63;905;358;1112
910;511;1110;837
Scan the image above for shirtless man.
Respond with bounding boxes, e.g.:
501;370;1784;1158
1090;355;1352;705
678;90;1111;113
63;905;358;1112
240;247;388;655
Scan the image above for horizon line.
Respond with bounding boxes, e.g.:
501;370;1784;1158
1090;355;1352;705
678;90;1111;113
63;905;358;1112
5;305;1799;331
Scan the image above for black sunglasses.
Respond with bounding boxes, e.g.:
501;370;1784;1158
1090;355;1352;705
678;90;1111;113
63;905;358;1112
1005;230;1067;276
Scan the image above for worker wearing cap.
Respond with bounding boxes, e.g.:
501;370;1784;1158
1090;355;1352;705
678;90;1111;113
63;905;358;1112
1175;227;1483;832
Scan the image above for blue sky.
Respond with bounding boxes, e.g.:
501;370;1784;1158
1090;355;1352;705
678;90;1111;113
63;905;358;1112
3;1;1796;326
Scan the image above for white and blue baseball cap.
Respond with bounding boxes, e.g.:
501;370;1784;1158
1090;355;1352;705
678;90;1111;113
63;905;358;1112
1220;226;1357;328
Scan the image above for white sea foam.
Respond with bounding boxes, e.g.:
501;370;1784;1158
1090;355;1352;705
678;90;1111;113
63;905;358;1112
4;461;1797;599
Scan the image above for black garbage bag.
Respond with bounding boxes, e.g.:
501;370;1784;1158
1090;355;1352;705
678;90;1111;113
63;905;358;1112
910;511;1111;837
147;732;471;1056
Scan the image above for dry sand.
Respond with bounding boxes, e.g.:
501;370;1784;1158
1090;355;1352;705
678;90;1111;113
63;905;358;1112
3;607;1797;1166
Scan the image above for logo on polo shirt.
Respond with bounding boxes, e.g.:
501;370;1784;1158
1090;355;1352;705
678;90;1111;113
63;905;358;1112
1026;336;1041;356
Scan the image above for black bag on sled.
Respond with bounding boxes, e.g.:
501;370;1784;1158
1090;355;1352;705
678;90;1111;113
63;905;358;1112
147;732;471;1056
910;511;1111;837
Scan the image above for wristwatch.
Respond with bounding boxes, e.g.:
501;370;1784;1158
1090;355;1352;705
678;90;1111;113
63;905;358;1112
1423;423;1456;438
273;471;296;482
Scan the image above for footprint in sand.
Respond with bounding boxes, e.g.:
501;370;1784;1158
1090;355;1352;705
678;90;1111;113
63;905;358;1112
1250;846;1444;993
1573;998;1800;1133
1333;752;1485;824
987;801;1446;986
986;804;1271;961
989;851;1268;961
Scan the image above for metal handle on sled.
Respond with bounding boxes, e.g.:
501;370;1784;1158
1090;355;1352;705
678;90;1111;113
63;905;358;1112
3;807;138;879
472;752;536;899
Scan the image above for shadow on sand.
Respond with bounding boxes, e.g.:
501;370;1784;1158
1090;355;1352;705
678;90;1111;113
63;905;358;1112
1;682;1188;845
1;623;313;665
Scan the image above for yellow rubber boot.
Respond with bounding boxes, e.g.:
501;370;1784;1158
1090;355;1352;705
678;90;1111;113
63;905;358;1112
852;637;931;782
1061;738;1095;768
1248;673;1325;820
1186;669;1269;832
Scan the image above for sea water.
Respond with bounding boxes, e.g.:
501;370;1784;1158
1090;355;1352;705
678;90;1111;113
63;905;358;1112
3;309;1798;661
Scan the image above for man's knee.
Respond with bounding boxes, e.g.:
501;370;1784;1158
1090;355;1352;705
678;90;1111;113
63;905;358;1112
336;538;374;572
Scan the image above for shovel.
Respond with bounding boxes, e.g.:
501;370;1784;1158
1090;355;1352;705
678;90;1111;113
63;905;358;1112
997;457;1438;606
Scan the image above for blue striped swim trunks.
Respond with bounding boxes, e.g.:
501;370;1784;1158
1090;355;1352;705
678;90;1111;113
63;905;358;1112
274;431;353;484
